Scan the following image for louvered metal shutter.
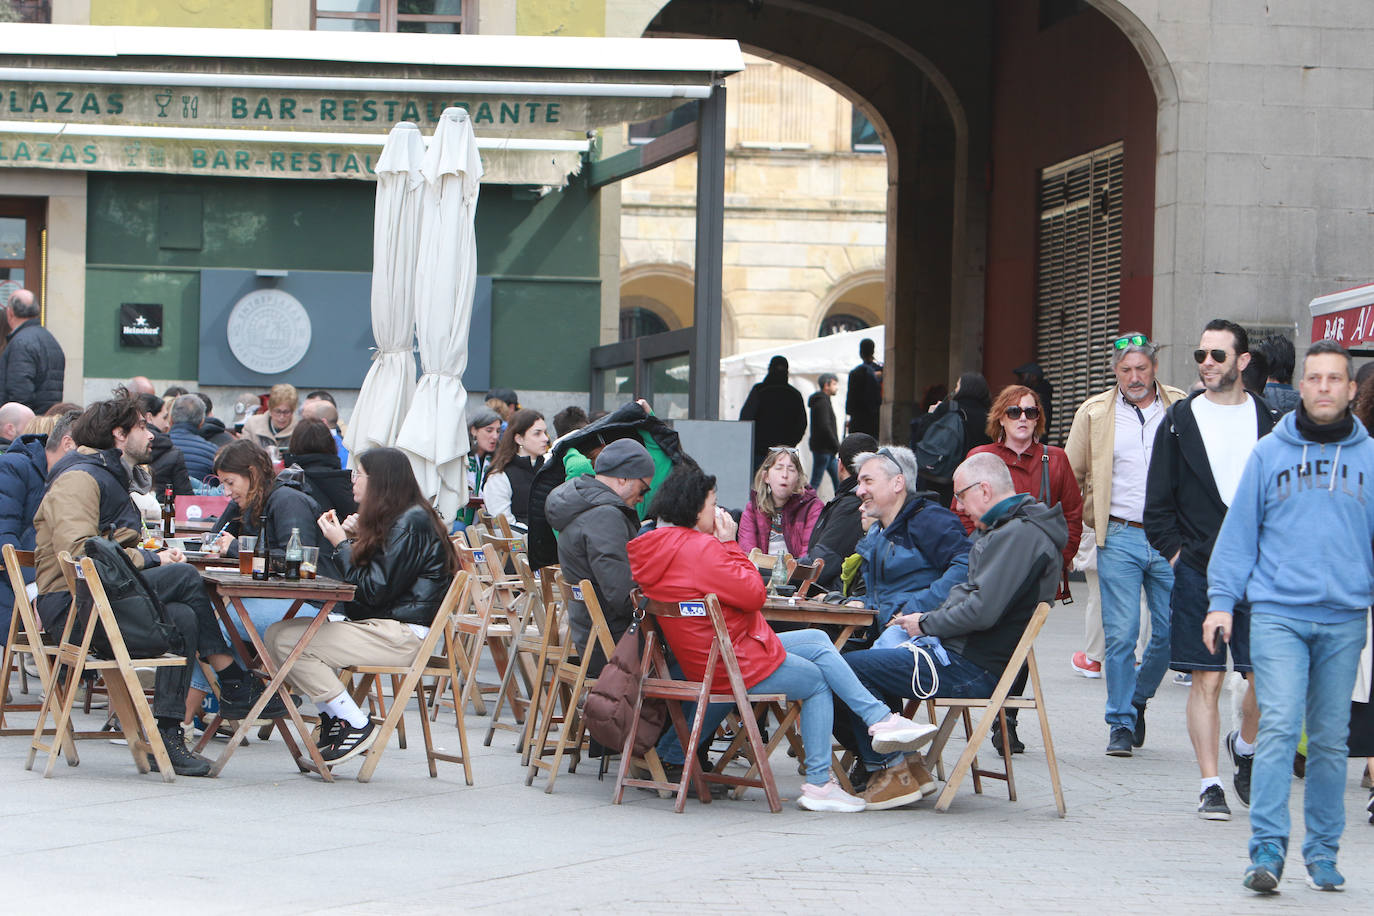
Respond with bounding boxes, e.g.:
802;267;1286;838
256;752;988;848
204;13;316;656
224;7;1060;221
1036;142;1124;443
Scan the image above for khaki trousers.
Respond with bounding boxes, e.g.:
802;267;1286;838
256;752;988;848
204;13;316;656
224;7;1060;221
264;617;423;703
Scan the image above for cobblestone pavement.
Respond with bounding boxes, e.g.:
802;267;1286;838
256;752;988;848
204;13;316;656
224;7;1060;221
2;585;1371;913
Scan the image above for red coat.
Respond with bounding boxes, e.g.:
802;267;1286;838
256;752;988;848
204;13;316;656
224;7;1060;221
626;525;785;693
954;441;1083;570
737;487;822;557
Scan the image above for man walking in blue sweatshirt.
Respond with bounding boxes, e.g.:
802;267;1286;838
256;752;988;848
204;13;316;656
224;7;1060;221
1208;339;1374;894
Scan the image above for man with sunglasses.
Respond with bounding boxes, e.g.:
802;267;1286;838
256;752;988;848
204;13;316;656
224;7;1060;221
1144;319;1275;820
1066;332;1187;757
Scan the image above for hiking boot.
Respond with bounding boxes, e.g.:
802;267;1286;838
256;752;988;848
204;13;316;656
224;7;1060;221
319;718;378;764
1226;729;1253;807
1305;860;1344;892
906;757;938;797
868;713;938;754
149;724;212;777
1198;784;1231;820
1131;701;1147;748
1243;843;1284;894
1070;651;1102;678
860;763;923;810
797;779;866;813
990;717;1025;756
1106;726;1133;757
218;677;291;721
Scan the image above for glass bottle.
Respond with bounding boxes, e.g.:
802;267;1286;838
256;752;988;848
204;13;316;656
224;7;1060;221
252;514;271;581
161;486;176;540
284;527;303;581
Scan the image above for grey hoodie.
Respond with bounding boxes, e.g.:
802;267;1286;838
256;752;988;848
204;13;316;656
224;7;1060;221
545;475;641;653
919;494;1068;676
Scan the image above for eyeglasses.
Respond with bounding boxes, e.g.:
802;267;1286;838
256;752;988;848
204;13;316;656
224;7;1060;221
1113;334;1149;350
767;446;800;457
1192;348;1230;364
1004;406;1041;420
351;469;367;482
876;447;903;473
954;480;984;501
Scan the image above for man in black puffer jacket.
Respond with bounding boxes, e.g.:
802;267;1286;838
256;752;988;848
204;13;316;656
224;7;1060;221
0;289;64;414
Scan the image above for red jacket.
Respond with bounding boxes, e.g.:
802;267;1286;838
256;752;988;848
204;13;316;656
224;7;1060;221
954;441;1083;570
626;525;785;693
737;487;822;557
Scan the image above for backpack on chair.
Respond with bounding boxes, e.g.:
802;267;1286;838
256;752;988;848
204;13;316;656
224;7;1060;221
75;534;184;659
913;407;966;483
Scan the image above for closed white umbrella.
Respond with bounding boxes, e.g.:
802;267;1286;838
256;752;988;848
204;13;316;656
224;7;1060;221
396;107;484;521
344;121;426;461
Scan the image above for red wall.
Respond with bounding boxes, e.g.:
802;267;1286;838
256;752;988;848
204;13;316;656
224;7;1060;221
983;1;1157;388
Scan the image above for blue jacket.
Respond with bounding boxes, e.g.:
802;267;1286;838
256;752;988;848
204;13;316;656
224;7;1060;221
169;420;219;484
857;492;971;625
0;434;48;626
1209;410;1374;624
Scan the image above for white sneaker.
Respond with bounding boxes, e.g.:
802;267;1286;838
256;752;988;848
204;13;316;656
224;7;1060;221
868;712;939;754
798;779;866;812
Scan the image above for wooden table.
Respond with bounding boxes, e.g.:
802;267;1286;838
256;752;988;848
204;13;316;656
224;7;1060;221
761;595;874;648
195;569;354;781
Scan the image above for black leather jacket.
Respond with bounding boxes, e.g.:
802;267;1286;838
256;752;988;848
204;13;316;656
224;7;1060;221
333;504;452;626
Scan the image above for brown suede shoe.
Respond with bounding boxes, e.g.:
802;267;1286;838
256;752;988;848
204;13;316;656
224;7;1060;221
861;763;924;810
907;757;938;797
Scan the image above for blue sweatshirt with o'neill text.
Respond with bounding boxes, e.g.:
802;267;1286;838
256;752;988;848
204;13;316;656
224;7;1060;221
1208;410;1374;624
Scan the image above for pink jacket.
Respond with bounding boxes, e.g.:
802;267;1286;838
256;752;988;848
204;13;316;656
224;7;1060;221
738;487;822;557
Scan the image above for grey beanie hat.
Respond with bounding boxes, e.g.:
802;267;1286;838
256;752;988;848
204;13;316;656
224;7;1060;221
594;438;654;479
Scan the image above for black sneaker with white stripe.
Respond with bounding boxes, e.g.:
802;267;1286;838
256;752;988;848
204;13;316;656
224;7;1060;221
319;718;378;763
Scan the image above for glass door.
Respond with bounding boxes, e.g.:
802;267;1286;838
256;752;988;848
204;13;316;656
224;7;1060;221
0;197;46;319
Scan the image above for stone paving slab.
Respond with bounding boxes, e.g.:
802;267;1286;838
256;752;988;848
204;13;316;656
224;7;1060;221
1;588;1370;912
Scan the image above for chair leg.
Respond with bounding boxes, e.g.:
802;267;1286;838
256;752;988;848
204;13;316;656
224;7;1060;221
997;710;1018;802
390;674;407;750
1027;652;1067;817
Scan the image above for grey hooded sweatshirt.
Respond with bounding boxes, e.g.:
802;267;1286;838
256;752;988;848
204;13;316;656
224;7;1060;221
919;494;1068;676
545;475;641;653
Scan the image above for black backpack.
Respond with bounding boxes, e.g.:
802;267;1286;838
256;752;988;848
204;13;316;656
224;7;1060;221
913;407;966;483
75;535;184;659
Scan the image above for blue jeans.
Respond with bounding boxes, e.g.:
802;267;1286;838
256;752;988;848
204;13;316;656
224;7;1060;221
1248;611;1367;864
842;642;999;768
746;629;890;784
1096;522;1173;730
190;598;320;694
809;452;838;491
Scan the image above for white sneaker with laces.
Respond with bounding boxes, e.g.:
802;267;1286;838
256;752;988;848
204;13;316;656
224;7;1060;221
798;779;866;812
868;713;938;754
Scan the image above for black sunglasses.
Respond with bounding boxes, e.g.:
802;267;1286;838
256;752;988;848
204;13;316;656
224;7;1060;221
1192;348;1230;364
1113;334;1149;350
1004;406;1041;420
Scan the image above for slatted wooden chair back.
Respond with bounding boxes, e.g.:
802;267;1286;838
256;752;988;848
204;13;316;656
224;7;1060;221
611;590;785;813
342;571;475;784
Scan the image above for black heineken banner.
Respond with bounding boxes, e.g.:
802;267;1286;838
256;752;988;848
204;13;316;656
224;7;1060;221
120;303;163;348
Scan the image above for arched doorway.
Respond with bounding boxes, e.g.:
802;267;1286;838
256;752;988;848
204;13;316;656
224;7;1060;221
627;0;1173;439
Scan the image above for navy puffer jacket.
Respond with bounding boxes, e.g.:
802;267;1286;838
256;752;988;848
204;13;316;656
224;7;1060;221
0;434;49;628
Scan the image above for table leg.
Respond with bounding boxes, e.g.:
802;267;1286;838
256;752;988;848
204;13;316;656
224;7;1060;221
206;598;336;781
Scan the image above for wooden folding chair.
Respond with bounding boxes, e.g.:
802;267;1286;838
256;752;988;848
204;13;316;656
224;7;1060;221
613;592;786;813
517;567;572;764
917;601;1065;816
28;553;189;781
482;554;549;747
524;575;615;793
340;571;475;784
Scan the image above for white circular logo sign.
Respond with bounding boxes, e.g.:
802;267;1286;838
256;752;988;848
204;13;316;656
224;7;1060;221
226;289;312;374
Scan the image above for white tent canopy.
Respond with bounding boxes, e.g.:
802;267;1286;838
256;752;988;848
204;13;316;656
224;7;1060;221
720;326;886;495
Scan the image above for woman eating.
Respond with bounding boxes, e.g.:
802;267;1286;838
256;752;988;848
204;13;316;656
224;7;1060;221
737;445;821;559
628;464;937;812
264;447;456;764
481;408;549;533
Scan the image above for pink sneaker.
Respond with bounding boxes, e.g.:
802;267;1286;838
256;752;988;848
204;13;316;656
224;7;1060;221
798;779;866;812
1071;651;1102;678
868;712;938;754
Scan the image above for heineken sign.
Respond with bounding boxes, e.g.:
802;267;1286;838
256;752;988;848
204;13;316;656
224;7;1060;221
119;303;163;348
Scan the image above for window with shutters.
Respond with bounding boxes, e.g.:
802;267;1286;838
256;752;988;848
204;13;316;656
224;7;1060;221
1035;141;1123;441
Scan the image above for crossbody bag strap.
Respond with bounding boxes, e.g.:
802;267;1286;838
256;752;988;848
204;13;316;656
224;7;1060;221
1040;444;1052;506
